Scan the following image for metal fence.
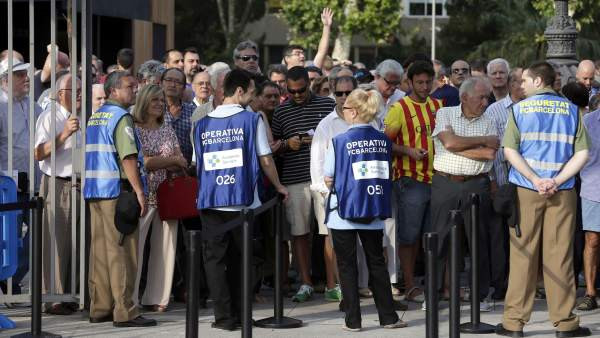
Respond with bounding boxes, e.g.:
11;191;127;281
2;0;91;307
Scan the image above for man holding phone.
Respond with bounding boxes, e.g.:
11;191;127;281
272;66;335;302
384;60;442;303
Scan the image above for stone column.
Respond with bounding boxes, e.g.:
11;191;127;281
545;0;578;86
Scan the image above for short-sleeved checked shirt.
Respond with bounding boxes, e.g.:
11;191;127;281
432;105;497;176
483;95;516;186
164;102;194;163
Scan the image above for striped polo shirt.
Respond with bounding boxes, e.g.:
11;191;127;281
271;94;335;185
384;95;442;183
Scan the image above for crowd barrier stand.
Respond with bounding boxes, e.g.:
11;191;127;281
449;210;461;338
459;194;494;334
185;195;301;338
423;232;438;338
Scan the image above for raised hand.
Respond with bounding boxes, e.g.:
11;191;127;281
321;7;333;27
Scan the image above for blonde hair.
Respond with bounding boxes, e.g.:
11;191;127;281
132;84;165;124
345;89;382;123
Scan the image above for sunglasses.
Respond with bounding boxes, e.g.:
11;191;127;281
334;90;352;97
383;77;401;86
452;68;469;74
288;86;307;95
237;55;258;62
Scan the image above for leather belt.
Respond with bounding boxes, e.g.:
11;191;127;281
435;171;488;182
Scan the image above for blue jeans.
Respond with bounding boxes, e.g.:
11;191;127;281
394;177;432;246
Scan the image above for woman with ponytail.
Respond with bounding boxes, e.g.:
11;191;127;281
323;89;407;331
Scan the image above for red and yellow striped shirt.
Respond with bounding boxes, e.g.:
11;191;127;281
384;96;442;183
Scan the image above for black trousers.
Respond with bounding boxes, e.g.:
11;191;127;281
489;210;509;294
201;210;244;323
431;174;492;301
331;229;398;329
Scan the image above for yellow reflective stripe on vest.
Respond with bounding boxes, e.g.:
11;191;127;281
85;170;121;179
86;144;117;152
521;132;574;144
525;158;564;171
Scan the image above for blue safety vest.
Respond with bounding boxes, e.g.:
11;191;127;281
194;110;260;209
508;93;579;190
84;103;146;199
327;125;392;223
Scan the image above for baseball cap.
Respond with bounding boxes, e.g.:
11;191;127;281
0;58;30;76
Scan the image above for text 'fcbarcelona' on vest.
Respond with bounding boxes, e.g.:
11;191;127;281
509;93;579;191
200;127;245;146
345;139;389;156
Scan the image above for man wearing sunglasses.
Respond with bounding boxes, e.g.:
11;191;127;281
450;60;471;89
233;40;260;75
271;66;336;303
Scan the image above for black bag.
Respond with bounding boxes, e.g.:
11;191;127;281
115;190;141;245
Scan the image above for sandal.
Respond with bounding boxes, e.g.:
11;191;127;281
405;287;425;303
576;295;598;311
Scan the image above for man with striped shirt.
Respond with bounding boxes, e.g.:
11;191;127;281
483;66;525;300
384;61;441;302
272;66;336;302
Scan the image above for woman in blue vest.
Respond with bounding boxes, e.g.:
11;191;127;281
323;88;407;331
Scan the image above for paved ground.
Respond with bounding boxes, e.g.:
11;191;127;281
2;289;600;338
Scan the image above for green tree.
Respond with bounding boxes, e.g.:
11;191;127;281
280;0;402;60
532;0;600;26
439;0;600;67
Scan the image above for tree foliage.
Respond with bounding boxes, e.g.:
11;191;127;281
280;0;402;52
439;0;600;67
175;0;265;63
532;0;600;26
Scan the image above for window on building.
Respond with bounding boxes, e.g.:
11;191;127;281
404;0;447;17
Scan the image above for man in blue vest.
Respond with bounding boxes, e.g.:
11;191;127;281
194;69;288;331
84;71;156;327
497;61;591;337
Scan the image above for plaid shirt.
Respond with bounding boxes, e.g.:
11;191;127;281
164;102;194;163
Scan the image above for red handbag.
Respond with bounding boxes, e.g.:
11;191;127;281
157;175;200;221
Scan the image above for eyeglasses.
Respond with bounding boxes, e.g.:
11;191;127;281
342;106;353;111
163;77;185;86
335;90;352;97
237;55;258;62
383;77;401;86
452;68;469;74
287;86;307;95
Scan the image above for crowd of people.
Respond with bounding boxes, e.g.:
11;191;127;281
1;7;600;336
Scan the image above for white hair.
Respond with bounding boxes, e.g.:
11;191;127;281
487;58;510;74
375;59;404;78
459;76;491;98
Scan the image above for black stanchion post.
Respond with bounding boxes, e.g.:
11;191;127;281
449;210;461;338
424;232;438;338
460;194;495;334
242;209;254;338
255;199;302;329
12;197;61;338
185;230;201;338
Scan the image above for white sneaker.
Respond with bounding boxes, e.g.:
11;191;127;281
480;299;492;312
342;325;361;332
421;300;427;311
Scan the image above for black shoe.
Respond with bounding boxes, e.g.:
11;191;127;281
556;327;592;337
89;313;113;323
113;315;157;327
495;323;524;337
211;320;237;331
